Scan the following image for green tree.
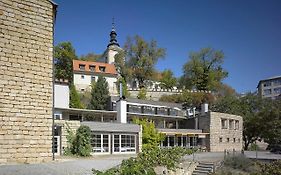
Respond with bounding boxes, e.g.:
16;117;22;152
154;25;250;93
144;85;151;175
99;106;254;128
69;84;84;108
88;76;110;110
124;35;166;88
54;42;77;83
137;88;147;100
79;52;101;62
182;47;228;91
117;77;130;98
114;50;132;83
73;125;92;156
211;93;268;150
259;99;281;146
159;69;177;89
133;118;164;148
159;90;215;108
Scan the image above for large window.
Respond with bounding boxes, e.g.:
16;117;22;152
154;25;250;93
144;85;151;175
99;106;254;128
157;107;168;115
113;134;136;153
229;119;234;130
273;79;281;86
128;105;142;113
143;106;155;114
263;81;271;87
264;89;272;95
274;87;281;94
221;118;228;129
91;134;110;153
235;120;239;130
169;109;178;116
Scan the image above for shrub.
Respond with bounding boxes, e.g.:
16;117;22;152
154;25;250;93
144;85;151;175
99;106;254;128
137;88;147;100
133;118;164;149
253;160;281;175
64;125;92;157
92;147;193;175
224;154;253;172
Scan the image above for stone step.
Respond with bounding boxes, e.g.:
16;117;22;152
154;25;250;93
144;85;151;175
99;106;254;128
197;164;213;168
195;167;213;171
193;169;210;174
192;171;210;175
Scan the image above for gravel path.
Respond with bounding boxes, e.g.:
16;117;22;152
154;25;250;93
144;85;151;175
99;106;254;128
0;155;136;175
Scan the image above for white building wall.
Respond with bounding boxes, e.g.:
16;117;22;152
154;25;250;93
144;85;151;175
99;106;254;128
107;49;119;64
74;73;118;95
54;84;69;108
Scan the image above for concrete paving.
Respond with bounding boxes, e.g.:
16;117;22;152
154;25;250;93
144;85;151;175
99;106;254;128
0;154;136;175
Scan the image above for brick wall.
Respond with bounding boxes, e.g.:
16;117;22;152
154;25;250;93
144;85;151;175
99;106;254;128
0;0;55;163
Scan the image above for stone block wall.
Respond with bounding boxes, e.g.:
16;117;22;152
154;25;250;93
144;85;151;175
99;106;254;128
208;112;243;152
55;120;80;154
0;0;55;163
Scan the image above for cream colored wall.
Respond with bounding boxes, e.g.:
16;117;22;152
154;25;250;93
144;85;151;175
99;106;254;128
208;112;243;152
0;0;54;163
73;73;118;95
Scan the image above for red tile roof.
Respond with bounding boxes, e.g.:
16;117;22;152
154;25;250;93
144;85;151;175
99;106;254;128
73;60;117;75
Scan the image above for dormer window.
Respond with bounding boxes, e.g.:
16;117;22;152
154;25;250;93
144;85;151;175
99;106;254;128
99;66;106;72
79;64;85;71
89;65;96;72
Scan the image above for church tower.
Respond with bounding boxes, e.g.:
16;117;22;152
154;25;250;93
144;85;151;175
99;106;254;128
105;19;122;64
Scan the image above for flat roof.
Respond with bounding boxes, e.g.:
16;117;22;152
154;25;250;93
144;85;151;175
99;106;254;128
257;75;281;88
55;107;117;114
158;128;209;135
111;96;183;109
82;121;141;133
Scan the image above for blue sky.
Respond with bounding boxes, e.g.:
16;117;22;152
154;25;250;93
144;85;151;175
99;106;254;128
54;0;281;93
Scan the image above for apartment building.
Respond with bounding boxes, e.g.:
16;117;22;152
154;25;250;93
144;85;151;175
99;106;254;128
257;75;281;99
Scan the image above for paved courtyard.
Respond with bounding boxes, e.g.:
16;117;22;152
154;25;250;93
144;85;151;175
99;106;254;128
0;155;136;175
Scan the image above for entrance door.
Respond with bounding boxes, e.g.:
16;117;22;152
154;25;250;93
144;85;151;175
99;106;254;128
91;134;110;154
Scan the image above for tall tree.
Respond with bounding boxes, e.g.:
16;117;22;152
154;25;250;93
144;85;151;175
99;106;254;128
159;69;177;89
124;35;166;88
79;52;101;62
88;76;110;110
182;47;228;91
211;93;270;150
114;50;132;83
54;42;77;83
133;118;164;149
69;84;84;109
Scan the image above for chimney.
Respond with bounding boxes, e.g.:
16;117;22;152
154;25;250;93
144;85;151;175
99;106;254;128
201;103;208;115
117;83;127;123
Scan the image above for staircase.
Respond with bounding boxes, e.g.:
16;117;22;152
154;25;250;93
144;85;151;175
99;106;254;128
192;162;214;175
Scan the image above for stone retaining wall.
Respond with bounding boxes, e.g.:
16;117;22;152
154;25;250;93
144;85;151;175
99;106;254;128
0;0;55;163
55;120;81;153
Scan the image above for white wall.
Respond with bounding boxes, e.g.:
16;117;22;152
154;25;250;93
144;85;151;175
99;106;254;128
73;73;118;94
107;49;118;64
54;84;69;108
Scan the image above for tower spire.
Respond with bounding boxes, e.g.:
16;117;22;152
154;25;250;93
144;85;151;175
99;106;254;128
112;17;115;31
107;17;120;48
